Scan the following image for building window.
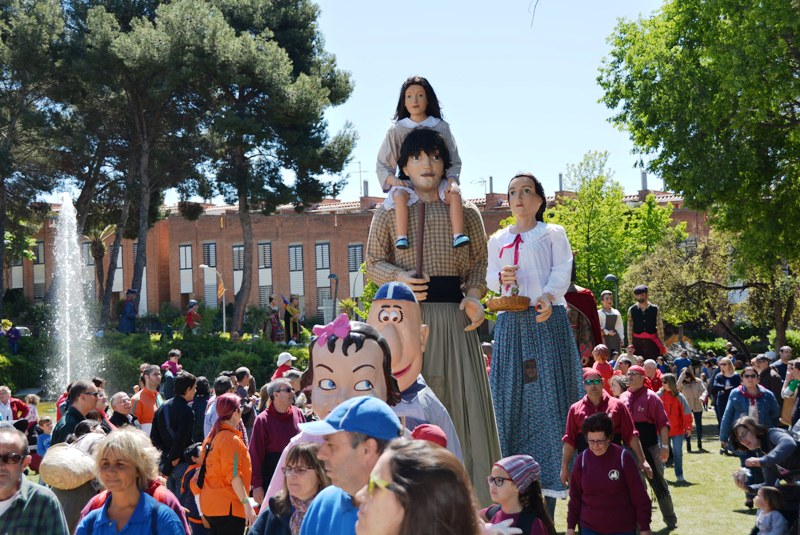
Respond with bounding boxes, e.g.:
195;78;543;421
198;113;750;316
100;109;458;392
258;285;273;307
317;287;332;321
258;242;272;269
33;241;45;265
202;243;217;268
232;245;244;271
289;245;303;272
315;242;330;270
82;242;95;266
347;244;363;272
179;245;192;270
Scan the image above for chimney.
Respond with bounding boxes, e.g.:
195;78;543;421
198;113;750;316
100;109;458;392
488;176;493;194
558;173;563;192
640;170;648;191
363;180;369;197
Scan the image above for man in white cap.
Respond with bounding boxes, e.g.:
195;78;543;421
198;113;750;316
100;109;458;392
271;351;296;381
299;396;402;535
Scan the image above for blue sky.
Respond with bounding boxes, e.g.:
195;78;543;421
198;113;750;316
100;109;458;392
314;0;665;202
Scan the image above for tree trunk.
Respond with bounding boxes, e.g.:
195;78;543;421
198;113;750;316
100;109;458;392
73;141;107;235
100;199;130;328
92;250;105;301
130;135;150;312
232;187;253;333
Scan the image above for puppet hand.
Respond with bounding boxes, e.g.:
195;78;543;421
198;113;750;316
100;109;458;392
482;518;523;535
499;265;518;287
397;271;430;301
533;295;553;322
446;179;461;195
460;296;485;331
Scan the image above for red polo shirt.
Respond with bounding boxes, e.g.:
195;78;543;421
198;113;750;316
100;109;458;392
563;391;638;448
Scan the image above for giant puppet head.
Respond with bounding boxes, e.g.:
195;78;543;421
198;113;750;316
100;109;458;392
366;282;430;392
300;315;400;420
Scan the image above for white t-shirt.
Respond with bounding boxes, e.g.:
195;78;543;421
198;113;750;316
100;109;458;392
0;489;20;518
0;401;12;422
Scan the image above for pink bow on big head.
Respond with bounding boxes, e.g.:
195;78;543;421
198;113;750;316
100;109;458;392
312;313;351;345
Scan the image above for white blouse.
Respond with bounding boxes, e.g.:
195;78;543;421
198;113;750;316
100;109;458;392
486;223;573;306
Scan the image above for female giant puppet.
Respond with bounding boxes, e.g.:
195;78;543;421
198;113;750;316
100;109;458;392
366;128;500;505
487;172;584;505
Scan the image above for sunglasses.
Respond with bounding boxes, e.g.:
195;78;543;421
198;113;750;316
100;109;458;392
584;378;603;386
487;476;513;487
0;452;25;464
276;388;294;394
742;374;758;379
367;475;395;495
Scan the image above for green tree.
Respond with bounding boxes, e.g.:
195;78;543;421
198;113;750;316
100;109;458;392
193;0;356;332
598;0;800;345
0;0;63;316
546;151;631;296
628;193;687;257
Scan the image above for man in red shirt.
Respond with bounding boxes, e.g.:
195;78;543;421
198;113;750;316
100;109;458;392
561;368;651;486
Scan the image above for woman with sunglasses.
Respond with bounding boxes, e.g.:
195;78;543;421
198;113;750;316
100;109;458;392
355;439;481;535
249;442;329;535
199;393;255;533
566;413;651;535
483;455;556;535
710;357;741;429
719;366;780;507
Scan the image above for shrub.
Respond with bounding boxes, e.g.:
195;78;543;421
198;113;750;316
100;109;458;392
694;337;729;356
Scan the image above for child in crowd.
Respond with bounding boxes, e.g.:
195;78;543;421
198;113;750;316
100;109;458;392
376;75;467;250
591;344;614;394
25;394;40;426
482;455;556;535
180;443;208;535
755;486;788;535
36;416;53;456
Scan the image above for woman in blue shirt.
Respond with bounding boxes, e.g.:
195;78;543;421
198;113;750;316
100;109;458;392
75;427;184;534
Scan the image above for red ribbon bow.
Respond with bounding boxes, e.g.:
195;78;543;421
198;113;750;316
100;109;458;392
312;313;351;345
499;233;523;293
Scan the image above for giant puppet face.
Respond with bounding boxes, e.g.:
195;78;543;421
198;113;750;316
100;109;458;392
367;282;429;392
303;315;397;420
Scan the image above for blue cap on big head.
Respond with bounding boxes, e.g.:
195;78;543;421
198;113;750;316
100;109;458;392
299;396;402;441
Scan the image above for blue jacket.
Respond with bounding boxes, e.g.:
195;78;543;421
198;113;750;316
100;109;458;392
720;386;779;443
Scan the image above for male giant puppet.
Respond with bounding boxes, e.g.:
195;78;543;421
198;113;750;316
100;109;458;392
367;281;462;460
366;128;500;504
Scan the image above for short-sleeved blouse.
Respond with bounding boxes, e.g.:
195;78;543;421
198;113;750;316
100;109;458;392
486;223;573;306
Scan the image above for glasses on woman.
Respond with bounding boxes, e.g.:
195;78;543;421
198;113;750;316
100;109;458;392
487;476;512;487
584;378;602;386
742;374;758;379
282;465;311;476
587;438;610;446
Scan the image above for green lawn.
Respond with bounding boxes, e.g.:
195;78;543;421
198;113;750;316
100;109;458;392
552;412;756;534
35;404;756;533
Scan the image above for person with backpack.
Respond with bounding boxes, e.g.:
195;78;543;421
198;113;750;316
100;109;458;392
74;428;184;534
566;413;652;535
482;455;556;535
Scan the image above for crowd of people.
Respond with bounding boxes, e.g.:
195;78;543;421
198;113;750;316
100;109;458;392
2;75;800;535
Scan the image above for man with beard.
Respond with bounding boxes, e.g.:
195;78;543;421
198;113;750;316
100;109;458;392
626;285;667;361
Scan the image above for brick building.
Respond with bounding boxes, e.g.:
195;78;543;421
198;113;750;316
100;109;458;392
12;189;707;325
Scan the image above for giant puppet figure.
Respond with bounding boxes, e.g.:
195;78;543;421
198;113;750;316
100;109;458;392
366;128;500;505
262;316;401;503
367;281;463;461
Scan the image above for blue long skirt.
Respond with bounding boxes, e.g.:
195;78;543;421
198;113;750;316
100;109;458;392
490;305;583;498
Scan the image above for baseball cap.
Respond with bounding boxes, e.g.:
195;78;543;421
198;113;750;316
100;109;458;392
299;396;402;441
627;365;646;376
633;284;648;294
277;352;296;367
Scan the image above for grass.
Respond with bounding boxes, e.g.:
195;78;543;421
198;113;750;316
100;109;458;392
33;404;755;533
552;411;755;534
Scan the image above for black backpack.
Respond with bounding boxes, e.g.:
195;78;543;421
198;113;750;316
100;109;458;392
485;504;537;534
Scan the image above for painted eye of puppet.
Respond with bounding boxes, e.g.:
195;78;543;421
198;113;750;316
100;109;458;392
318;379;336;391
354;379;374;392
378;310;403;323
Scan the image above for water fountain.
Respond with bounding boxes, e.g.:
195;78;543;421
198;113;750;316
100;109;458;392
48;194;102;393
